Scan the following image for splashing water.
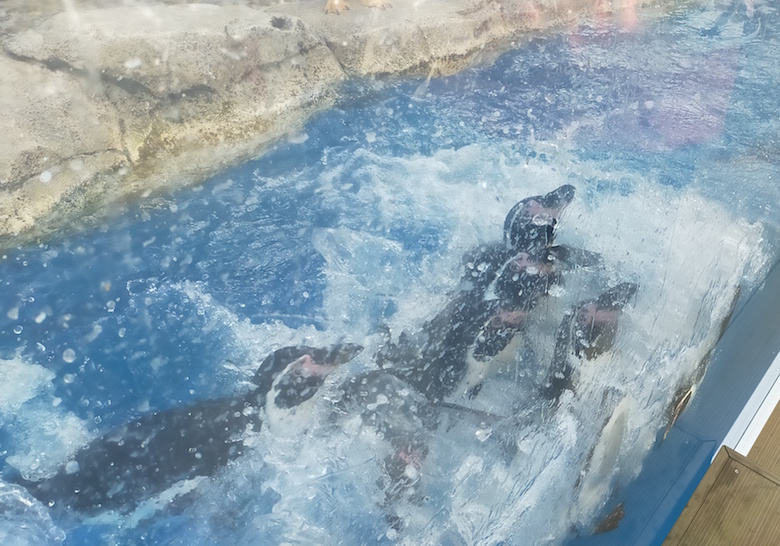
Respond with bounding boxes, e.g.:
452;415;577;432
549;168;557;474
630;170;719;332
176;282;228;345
1;2;779;544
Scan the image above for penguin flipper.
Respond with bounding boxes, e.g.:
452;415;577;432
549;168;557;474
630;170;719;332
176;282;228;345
547;245;604;270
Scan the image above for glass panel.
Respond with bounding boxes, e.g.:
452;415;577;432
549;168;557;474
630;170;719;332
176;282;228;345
1;1;778;544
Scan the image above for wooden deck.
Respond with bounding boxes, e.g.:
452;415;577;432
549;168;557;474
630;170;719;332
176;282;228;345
665;400;780;545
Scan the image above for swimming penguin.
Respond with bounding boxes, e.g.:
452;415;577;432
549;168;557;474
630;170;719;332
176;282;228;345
542;282;638;402
374;288;499;402
470;247;565;361
458;184;609;366
376;186;582;402
336;369;437;529
661;285;740;441
17;343;363;516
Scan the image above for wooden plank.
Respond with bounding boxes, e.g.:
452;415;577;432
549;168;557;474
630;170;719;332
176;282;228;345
665;447;780;545
749;401;780;475
664;446;732;544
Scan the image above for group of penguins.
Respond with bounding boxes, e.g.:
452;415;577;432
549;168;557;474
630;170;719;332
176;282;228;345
16;184;639;533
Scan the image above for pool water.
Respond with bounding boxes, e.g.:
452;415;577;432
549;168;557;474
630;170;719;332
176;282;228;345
1;1;780;544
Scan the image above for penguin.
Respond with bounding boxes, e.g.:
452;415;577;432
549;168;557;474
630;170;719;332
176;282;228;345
336;369;437;529
661;285;740;441
374;285;501;402
470;247;564;361
454;184;598;369
376;185;583;403
542;282;638;402
16;343;363;516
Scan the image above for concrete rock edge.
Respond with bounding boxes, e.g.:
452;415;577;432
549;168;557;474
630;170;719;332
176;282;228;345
0;0;688;247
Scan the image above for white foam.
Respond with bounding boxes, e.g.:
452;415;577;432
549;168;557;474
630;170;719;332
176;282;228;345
174;280;347;382
285;139;767;544
0;356;54;415
0;355;92;481
0;482;64;545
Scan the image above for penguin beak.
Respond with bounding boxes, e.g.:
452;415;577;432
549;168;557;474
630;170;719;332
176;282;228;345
286;343;364;378
322;343;364;366
269;344;364;411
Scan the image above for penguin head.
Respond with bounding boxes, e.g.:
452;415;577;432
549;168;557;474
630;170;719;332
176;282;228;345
270;354;338;409
252;343;363;410
503;184;576;250
573;283;638;359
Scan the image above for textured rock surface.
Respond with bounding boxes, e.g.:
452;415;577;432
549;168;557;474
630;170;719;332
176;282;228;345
0;0;687;244
2;3;344;241
0;55;126;236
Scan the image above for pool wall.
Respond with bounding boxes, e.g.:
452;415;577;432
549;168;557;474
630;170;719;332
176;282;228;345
570;256;780;545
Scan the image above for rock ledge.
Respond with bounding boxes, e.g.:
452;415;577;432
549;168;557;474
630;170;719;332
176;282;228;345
0;0;683;244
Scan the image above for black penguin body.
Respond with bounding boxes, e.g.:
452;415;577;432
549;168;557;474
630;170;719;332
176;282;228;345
20;343;363;516
378;185;578;402
377;291;500;402
27;395;260;515
542;283;638;402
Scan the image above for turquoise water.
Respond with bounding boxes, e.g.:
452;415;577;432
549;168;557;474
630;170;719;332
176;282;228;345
1;1;779;544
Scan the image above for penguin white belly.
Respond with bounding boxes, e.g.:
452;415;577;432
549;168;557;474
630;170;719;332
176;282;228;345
263;395;323;436
572;394;635;526
458;332;526;399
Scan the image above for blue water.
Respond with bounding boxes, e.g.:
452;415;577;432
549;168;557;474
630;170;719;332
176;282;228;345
2;1;780;544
